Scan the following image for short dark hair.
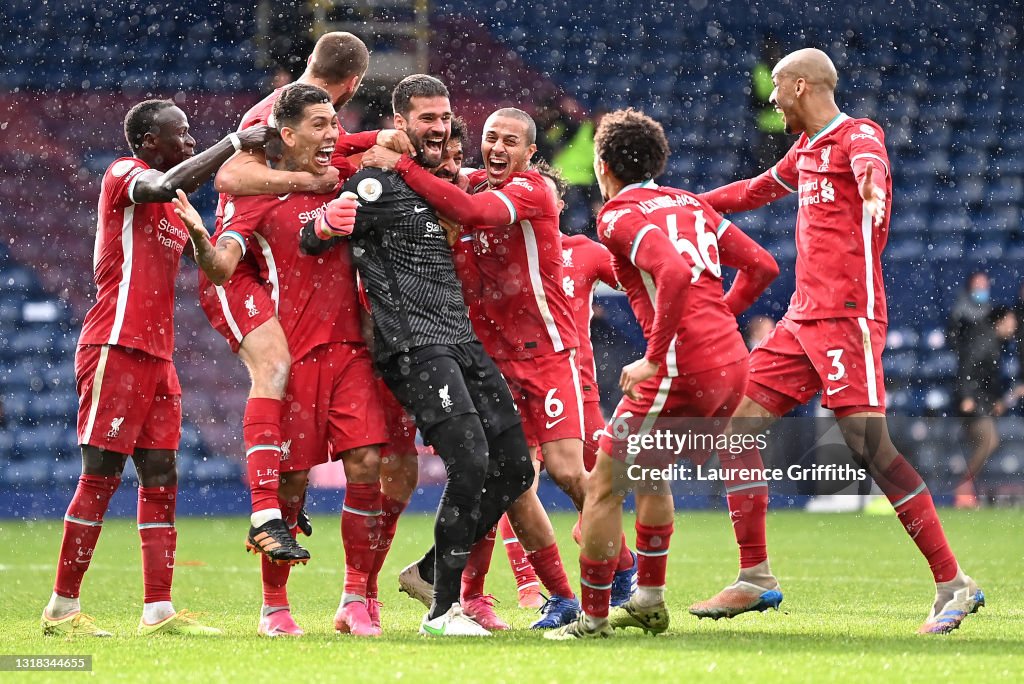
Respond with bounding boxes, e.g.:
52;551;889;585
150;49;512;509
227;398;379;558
532;160;568;200
273;83;332;130
124;99;176;151
489;107;536;145
449;115;467;145
307;32;369;84
392;74;449;118
594;108;669;184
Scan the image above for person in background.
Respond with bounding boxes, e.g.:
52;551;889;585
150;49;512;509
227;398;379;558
950;305;1018;508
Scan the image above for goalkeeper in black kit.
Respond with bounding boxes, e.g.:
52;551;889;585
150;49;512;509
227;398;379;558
300;74;533;637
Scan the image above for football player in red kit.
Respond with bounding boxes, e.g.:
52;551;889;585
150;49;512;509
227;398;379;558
178;84;388;637
41;100;272;637
199;33;412;560
548;108;778;639
691;48;982;635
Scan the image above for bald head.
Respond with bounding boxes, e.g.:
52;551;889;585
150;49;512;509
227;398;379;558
772;48;838;91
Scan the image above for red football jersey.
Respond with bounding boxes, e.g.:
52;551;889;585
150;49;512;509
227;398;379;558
220;192;363;361
598;181;748;376
79;157;189;360
770;114;891;322
465;169;579;360
560;234;618;401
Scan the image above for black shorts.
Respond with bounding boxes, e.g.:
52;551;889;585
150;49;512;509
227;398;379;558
378;342;521;441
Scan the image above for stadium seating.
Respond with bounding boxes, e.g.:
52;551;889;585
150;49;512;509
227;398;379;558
1;0;1021;491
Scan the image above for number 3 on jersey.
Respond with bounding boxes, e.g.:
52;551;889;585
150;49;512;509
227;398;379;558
666;210;721;283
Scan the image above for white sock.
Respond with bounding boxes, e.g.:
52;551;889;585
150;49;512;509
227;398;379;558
634;586;665;607
251;508;282;528
582;613;607;630
261;604;289;618
45;592;80;619
142;601;176;625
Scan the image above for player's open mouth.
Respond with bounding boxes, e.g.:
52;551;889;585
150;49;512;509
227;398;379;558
315;145;334;165
487;156;509;176
423;137;444;156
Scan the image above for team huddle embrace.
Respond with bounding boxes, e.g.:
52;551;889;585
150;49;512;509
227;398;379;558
41;32;983;640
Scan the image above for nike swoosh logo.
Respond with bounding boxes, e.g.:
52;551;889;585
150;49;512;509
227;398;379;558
413;206;428;213
825;384;849;396
258;479;277;486
277;194;291;201
422;623;445;636
545;417;567;429
451;550;472;556
166;563;175;569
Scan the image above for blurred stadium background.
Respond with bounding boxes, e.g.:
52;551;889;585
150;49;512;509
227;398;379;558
1;0;1022;516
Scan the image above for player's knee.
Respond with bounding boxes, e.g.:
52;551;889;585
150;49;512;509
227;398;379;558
341;445;382;482
277;471;307;504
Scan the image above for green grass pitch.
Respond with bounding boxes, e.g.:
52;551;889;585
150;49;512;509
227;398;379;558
2;509;1022;682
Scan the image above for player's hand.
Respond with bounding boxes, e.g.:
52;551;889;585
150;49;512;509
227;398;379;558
172;189;208;239
439;216;461;246
305;166;341;194
376;129;417;157
234;125;279;151
620;358;659;401
361;145;403;172
314;191;359;240
859;161;886;227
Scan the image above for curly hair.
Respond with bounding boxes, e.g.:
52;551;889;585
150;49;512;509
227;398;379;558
531;159;568;200
593;108;669;184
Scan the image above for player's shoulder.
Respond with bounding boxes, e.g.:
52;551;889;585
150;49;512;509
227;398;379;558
840;116;887;144
502;169;544;193
561;233;601;250
343;167;403;204
596;195;642;242
239;88;282;129
104;156;148;181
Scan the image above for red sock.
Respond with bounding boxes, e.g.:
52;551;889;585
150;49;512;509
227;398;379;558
244;398;283;514
367;495;407;599
342;482;382;598
461;526;496;600
877;455;958;582
579;554;616;618
498;514;539;591
526;543;575;599
262;501;300;606
723;447;769;568
635;522;673;587
53;475;119;599
616;535;635;572
138;486;177;604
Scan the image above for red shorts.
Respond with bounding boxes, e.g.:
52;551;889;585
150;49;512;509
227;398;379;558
379;377;418;458
278;342;388;472
497;349;585;446
582;400;605;472
198;264;276;353
598;359;747;464
76;344;181;453
747;316;887;418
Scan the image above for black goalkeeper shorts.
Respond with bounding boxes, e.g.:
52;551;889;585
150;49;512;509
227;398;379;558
378;342;521;441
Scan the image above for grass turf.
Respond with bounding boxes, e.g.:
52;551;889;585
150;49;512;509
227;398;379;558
1;509;1022;683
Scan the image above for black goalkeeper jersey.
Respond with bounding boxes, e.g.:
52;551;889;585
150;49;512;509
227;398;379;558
301;168;476;362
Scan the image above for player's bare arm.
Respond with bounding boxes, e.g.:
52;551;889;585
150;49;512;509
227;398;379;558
215;148;341;196
172;189;243;285
130;125;273;203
